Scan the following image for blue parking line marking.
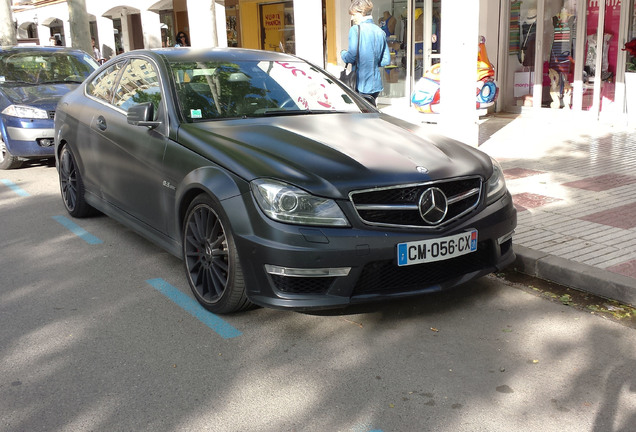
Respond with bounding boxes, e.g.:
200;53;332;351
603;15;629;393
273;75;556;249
1;179;30;197
146;278;242;339
353;427;383;432
52;215;103;245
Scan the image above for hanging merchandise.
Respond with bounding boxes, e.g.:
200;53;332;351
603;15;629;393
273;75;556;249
518;9;536;66
549;8;575;76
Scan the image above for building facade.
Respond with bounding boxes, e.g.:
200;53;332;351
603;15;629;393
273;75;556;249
10;0;636;127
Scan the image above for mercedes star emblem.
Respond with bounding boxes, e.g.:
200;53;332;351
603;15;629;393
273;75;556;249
418;187;448;224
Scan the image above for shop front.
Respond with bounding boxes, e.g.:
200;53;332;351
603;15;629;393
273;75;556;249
343;0;636;124
502;0;636;122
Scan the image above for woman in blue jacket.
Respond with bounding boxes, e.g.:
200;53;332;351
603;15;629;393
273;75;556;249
341;0;391;105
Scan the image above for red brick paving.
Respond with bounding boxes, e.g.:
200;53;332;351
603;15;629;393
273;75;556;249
512;193;563;212
580;202;636;229
607;259;636;278
503;167;546;180
563;174;636;192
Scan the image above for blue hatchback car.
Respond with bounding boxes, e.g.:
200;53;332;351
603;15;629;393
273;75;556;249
0;46;98;169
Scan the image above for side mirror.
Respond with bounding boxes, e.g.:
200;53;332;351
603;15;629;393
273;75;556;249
127;102;161;128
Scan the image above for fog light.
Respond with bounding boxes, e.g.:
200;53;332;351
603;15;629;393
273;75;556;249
37;138;54;147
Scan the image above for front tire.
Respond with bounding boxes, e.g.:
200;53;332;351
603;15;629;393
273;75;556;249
58;145;94;218
0;138;22;170
182;194;251;314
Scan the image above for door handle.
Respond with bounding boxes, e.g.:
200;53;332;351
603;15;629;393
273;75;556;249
96;116;107;131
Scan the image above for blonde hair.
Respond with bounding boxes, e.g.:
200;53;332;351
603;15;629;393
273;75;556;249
349;0;373;16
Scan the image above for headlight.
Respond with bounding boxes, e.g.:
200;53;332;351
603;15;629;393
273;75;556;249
251;179;349;227
2;104;48;119
486;158;507;204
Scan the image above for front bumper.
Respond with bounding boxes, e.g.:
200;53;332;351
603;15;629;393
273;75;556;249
227;190;517;311
1;116;55;158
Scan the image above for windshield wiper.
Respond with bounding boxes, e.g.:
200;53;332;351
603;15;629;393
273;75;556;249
260;109;314;116
42;79;83;84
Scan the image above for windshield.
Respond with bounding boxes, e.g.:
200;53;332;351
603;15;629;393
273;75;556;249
0;51;98;85
170;59;368;121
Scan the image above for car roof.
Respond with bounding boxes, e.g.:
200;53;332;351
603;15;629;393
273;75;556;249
123;47;302;64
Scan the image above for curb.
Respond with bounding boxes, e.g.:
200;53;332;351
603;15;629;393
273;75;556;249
513;245;636;308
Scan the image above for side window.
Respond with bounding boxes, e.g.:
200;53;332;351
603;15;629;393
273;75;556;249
86;62;124;103
113;59;162;119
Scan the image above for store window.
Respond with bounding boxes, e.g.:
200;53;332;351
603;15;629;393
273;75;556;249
508;1;578;110
260;1;295;54
583;0;621;112
506;0;626;115
375;0;441;103
226;0;241;47
626;0;636;121
374;1;407;100
629;0;636;72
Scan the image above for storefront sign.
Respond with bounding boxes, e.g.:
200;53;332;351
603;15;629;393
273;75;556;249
261;3;286;52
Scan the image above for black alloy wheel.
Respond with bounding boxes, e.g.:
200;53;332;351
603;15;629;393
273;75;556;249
183;195;250;314
58;145;93;218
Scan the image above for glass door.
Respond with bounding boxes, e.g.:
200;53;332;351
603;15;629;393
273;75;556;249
546;2;577;110
583;0;622;116
508;1;540;109
410;0;441;84
378;0;408;101
626;0;636;123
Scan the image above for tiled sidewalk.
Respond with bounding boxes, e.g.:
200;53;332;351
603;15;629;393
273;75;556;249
381;105;636;306
477;112;636;306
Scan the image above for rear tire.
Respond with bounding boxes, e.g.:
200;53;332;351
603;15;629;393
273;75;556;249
58;145;94;218
0;139;22;170
182;194;251;314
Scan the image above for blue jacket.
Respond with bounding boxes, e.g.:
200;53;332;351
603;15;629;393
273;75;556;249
341;18;391;94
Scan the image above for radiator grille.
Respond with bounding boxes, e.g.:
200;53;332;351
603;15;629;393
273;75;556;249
350;177;482;228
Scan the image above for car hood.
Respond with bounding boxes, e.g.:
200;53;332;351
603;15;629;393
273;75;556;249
177;113;492;198
0;83;77;110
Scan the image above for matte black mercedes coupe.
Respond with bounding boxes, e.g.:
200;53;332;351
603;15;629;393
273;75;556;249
55;48;516;314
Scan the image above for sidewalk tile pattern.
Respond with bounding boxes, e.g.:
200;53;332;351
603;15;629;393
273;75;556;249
563;174;636;191
476;114;636;277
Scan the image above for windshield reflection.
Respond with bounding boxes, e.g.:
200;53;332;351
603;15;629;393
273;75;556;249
0;51;97;86
170;60;363;121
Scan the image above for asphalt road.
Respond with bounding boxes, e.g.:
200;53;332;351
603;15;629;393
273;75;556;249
1;161;635;432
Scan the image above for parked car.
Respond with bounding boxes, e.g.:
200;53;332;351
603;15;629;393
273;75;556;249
0;46;98;169
54;47;517;314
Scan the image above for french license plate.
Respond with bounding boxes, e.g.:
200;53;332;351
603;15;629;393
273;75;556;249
397;230;478;266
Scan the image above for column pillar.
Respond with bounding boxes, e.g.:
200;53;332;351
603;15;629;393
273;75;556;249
120;10;131;53
140;10;162;49
438;1;479;146
293;0;323;65
96;16;116;60
187;0;227;48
